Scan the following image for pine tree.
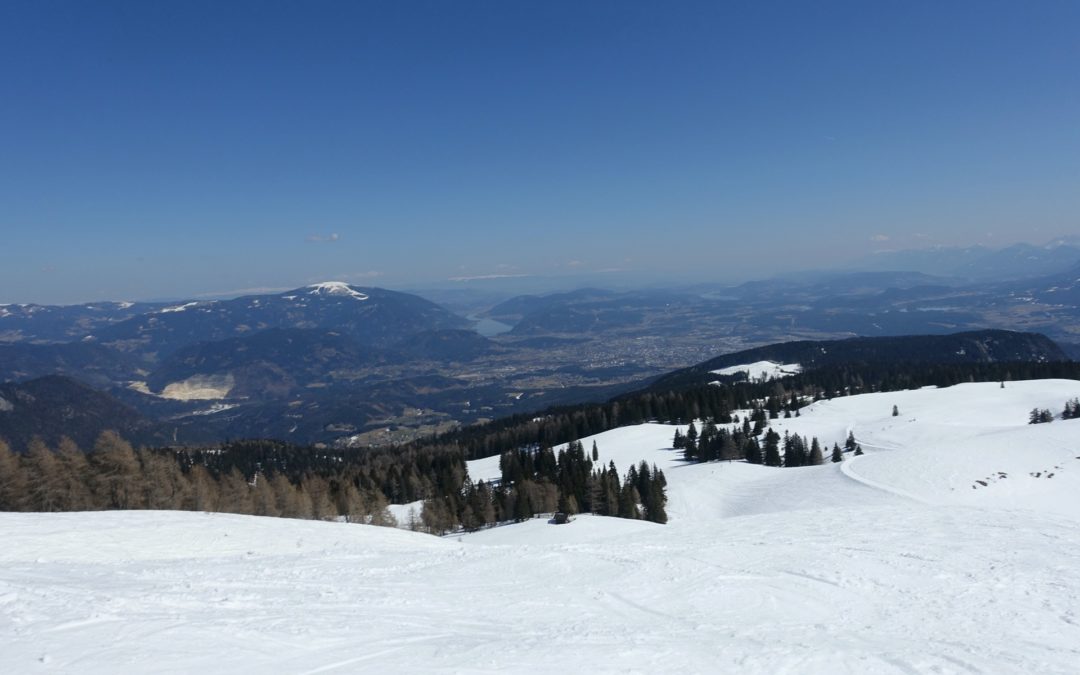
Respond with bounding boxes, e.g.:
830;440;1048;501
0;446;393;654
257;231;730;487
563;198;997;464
783;433;805;468
744;437;763;464
0;438;29;511
764;429;782;467
808;438;824;466
25;438;64;511
55;437;93;511
892;404;899;417
830;443;843;463
90;431;144;510
140;449;191;511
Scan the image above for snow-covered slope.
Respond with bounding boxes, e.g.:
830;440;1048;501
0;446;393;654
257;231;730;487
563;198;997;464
4;380;1080;673
710;360;802;381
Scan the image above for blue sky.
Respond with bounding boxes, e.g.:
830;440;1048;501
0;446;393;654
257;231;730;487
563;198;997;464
2;1;1079;303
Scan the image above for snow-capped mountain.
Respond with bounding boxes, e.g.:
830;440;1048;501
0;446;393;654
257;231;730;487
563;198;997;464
93;283;470;357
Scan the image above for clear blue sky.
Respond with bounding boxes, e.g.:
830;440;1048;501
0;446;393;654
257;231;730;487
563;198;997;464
2;0;1079;303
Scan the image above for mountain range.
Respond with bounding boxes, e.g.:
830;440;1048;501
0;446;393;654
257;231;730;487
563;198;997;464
2;243;1080;448
0;328;1069;452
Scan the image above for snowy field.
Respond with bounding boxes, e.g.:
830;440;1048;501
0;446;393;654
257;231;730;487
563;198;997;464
4;380;1080;673
710;360;803;381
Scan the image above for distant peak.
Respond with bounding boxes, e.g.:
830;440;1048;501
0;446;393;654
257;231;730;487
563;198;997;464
306;281;369;300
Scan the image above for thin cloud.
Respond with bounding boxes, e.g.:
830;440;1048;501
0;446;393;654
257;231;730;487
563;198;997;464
306;233;341;243
870;234;890;242
344;270;382;280
449;274;532;282
194;285;293;299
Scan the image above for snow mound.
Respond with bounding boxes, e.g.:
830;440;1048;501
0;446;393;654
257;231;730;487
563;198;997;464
306;281;369;300
711;360;802;381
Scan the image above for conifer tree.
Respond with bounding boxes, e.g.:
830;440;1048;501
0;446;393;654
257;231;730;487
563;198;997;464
55;437;93;511
0;438;28;511
830;443;843;463
744;437;763;464
764;429;782;467
90;431;144;510
25;438;64;511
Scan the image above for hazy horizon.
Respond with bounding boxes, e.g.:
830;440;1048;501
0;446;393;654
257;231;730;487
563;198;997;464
3;1;1079;304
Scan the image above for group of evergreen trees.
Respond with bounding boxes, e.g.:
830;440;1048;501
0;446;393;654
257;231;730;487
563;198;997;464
671;405;854;469
673;420;762;464
1029;408;1055;424
1061;398;1080;420
0;430;667;537
0;432;473;526
414;440;667;535
1031;398;1080;424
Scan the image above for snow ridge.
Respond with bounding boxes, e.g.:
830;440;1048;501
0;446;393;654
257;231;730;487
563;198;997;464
306;281;369;300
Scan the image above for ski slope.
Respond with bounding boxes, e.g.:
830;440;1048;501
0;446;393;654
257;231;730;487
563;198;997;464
3;380;1080;673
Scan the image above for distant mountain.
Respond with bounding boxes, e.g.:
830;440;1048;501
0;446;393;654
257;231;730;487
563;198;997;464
722;271;959;302
0;301;166;343
144;328;386;399
487;288;707;335
857;241;1080;281
483;288;621;325
1025;261;1080;305
0;375;179;451
95;282;470;357
650;330;1069;390
0;342;143;388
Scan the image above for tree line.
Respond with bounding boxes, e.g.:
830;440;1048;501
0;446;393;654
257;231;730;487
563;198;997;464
0;433;667;536
3;359;1076;534
404;361;1080;464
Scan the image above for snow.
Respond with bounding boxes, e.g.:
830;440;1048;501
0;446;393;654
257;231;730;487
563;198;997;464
711;360;803;381
306;282;369;300
386;500;423;529
188;403;240;416
5;380;1080;673
159;301;199;313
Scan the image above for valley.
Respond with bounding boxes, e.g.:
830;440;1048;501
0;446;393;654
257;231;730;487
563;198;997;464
4;255;1080;449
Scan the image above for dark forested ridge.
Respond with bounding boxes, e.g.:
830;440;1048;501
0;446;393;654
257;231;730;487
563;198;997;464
398;330;1074;462
651;330;1067;390
0;376;181;450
